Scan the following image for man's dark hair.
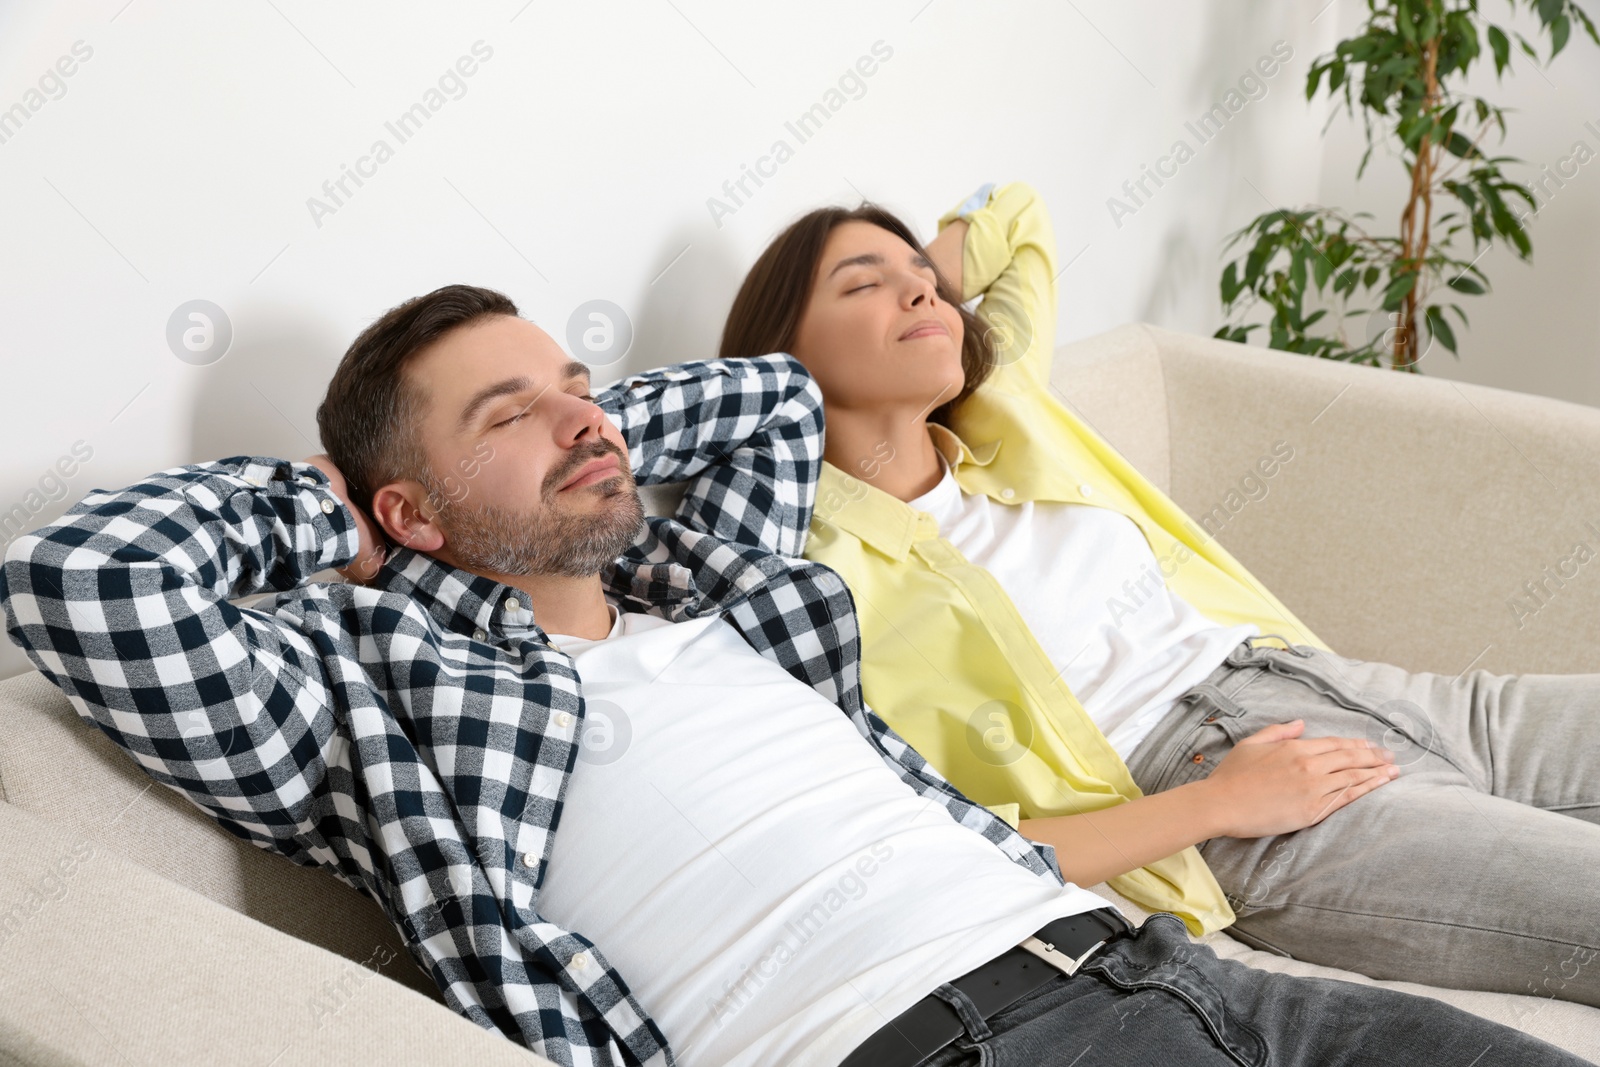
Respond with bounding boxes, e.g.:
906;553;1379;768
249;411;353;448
316;284;518;512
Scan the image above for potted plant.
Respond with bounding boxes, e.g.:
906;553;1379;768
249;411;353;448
1215;0;1598;370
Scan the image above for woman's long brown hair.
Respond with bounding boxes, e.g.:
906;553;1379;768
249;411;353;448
717;203;996;428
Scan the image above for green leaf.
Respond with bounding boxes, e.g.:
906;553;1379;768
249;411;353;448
1305;62;1328;100
1487;24;1512;74
1356;143;1375;180
1447;275;1486;294
1363;265;1382;288
1382;271;1418;311
1553;14;1572;56
1538;0;1564;25
1222;261;1242;305
1444;130;1477;158
1244;240;1273;287
1313;252;1334;290
1425;305;1459;354
1502;181;1539;213
1396;112;1426;150
1508;219;1533;256
1576;6;1600;48
1419;5;1439;43
1397;5;1418;42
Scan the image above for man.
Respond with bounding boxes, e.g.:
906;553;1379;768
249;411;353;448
2;284;1586;1067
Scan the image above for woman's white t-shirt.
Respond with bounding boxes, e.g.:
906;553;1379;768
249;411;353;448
906;455;1257;759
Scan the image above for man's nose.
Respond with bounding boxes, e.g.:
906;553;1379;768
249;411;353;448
561;396;617;452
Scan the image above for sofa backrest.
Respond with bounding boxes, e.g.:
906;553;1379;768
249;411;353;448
0;337;1159;1011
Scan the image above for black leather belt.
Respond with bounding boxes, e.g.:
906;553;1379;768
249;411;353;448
839;907;1132;1067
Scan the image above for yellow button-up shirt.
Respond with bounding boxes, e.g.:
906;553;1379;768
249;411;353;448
803;182;1329;935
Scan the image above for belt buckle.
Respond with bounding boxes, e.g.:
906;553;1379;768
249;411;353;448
1018;934;1107;977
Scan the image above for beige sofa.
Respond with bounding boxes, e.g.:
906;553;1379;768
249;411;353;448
3;323;1597;1064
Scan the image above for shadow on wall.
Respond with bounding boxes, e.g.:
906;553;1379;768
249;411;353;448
1135;0;1301;327
182;230;750;473
604;219;750;386
186;300;347;464
175;208;753;496
3;305;343;682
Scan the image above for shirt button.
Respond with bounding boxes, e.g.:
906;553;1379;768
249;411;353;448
505;597;521;613
521;852;538;868
1191;753;1206;764
472;629;487;641
571;952;590;969
554;711;574;729
1078;484;1094;498
320;498;336;514
999;487;1015;499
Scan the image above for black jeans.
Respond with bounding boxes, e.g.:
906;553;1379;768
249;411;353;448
917;913;1592;1067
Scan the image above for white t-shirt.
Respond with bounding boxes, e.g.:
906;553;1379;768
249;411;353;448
906;456;1257;758
538;605;1110;1067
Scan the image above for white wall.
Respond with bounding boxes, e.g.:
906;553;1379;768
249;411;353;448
9;0;1548;682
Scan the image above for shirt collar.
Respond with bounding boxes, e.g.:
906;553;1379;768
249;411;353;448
373;527;770;638
815;425;1002;561
372;546;525;638
927;421;1002;472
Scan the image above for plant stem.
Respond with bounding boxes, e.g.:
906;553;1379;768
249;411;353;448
1397;35;1442;370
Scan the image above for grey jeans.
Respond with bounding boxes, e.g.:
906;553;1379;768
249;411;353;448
1123;634;1600;1007
919;912;1590;1066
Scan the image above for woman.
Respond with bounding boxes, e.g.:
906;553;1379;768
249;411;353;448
715;181;1600;1005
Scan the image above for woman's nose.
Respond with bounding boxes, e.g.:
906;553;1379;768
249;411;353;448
905;279;938;308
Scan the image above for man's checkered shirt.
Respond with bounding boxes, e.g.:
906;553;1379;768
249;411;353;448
1;353;1063;1066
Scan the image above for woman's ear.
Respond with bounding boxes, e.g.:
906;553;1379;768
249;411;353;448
371;481;446;554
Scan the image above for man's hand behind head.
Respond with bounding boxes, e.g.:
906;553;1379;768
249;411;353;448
305;454;388;584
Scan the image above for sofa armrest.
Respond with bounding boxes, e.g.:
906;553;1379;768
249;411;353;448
0;800;555;1065
0;670;443;1004
1103;323;1600;676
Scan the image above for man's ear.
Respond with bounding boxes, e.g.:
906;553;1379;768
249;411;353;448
370;480;446;554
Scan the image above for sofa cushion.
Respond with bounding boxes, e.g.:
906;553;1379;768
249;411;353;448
0;670;440;1003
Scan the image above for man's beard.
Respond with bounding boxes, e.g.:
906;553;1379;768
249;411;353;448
423;442;645;579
